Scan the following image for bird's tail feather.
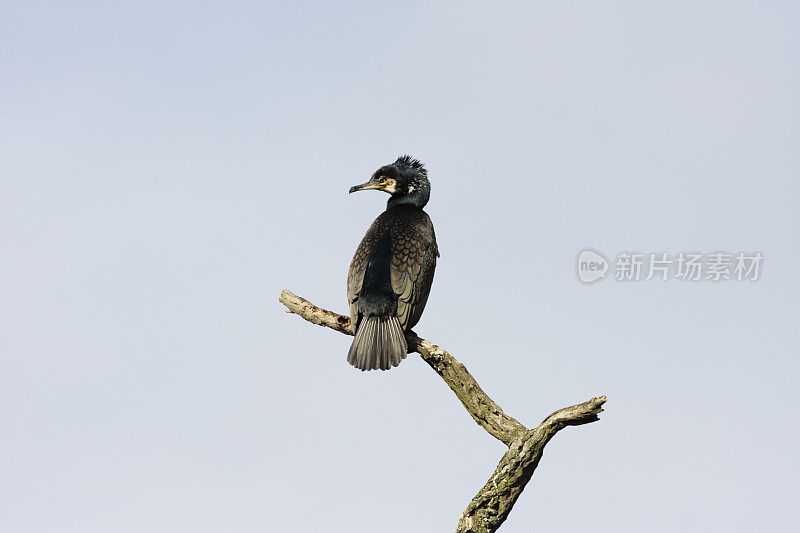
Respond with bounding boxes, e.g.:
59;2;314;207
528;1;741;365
347;315;408;371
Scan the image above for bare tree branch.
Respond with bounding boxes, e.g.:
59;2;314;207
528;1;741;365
279;289;605;533
455;396;606;532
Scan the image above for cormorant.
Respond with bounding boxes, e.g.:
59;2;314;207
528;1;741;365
346;155;439;371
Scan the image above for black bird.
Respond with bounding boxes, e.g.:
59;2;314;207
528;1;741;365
347;156;439;371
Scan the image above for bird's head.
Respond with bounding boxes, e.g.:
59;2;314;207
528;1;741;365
349;155;431;208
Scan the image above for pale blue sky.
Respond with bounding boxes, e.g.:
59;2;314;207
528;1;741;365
1;2;798;532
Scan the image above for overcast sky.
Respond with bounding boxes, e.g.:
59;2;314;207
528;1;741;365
2;2;798;532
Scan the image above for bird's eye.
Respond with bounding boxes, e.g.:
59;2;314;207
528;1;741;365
378;177;386;184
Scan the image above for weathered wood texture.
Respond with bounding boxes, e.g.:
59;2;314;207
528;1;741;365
279;289;605;533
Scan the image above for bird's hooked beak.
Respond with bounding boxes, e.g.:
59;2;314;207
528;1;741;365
349;178;397;194
348;180;383;194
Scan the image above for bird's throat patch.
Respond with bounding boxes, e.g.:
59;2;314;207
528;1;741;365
382;178;397;194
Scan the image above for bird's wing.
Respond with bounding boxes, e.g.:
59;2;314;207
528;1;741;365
347;213;390;327
390;211;438;331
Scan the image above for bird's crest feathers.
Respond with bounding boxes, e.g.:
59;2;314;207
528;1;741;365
395;155;427;176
